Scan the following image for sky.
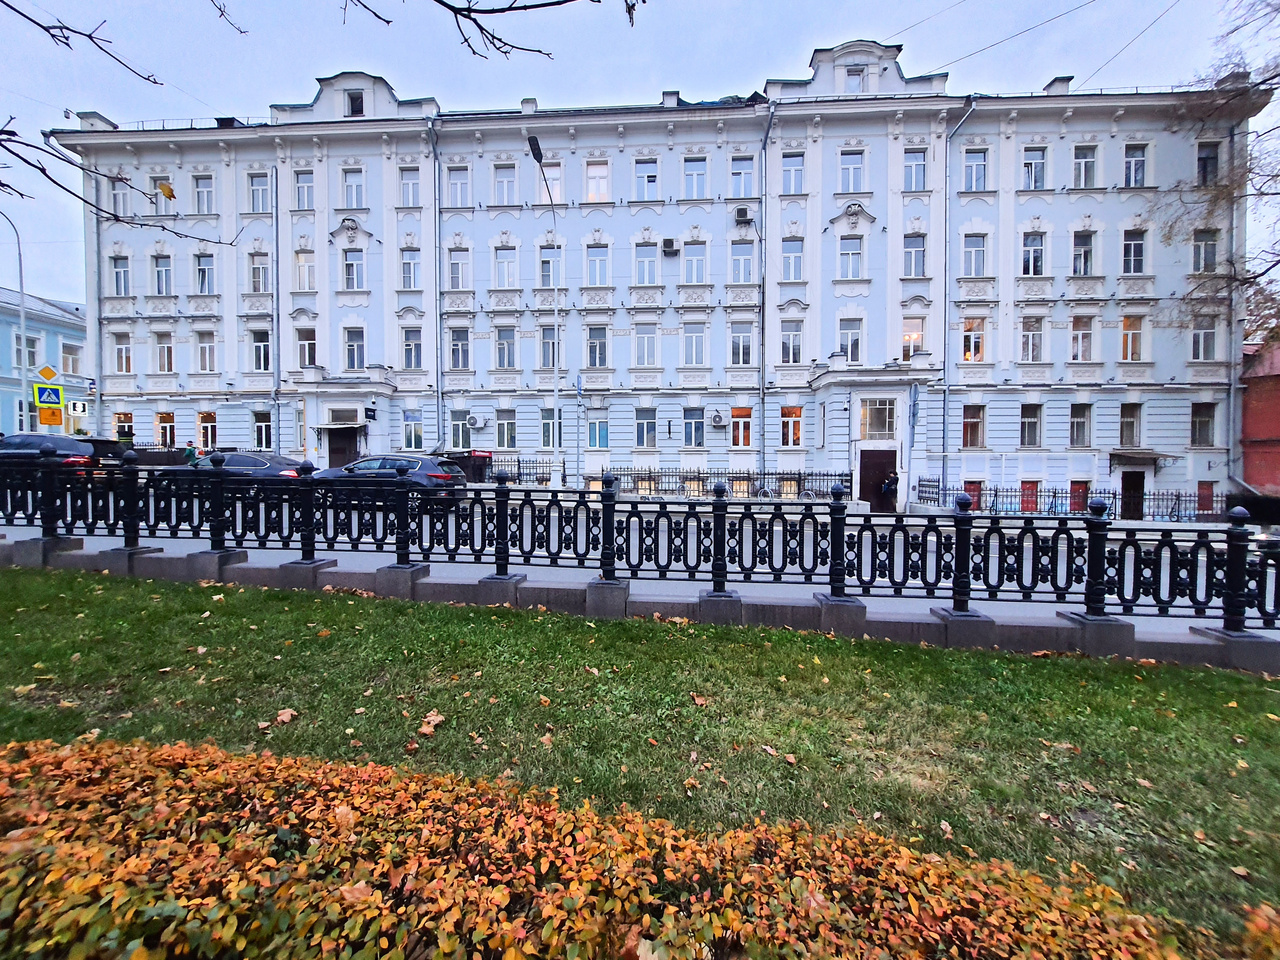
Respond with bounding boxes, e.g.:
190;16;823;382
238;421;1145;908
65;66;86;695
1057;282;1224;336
0;0;1252;302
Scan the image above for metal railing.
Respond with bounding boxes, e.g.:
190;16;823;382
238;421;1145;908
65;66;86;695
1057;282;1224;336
2;446;1277;632
915;480;1229;523
587;468;857;501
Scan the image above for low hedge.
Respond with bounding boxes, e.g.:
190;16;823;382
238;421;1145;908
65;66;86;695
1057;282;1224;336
0;739;1272;959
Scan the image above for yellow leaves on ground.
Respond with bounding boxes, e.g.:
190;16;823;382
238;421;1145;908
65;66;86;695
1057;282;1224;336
418;709;445;736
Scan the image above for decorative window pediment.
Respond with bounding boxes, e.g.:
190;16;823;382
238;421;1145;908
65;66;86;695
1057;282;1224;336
829;201;877;232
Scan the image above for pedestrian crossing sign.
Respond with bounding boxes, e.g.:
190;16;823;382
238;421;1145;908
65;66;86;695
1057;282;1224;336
32;384;64;408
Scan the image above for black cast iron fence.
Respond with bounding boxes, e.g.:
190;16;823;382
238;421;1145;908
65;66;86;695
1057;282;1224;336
915;480;1229;523
2;446;1278;633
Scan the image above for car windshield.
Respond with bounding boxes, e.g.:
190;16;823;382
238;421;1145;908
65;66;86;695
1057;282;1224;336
436;461;466;478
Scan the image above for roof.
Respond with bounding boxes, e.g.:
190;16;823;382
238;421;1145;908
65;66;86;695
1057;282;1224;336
0;287;85;323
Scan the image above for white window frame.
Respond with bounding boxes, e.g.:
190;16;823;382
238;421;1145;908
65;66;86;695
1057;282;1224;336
448;248;469;291
587;413;609;450
248;173;269;214
403;410;425;450
193;175;214;215
963;149;987;191
151;176;174;215
342;169;364;209
782;239;803;282
586;245;609;286
634;243;658;285
294;170;314;210
634;324;657;366
1121;316;1144;362
902;317;924;361
682;323;705;366
297;328;316;368
962;235;986;278
403;327;423;370
252;330;271;372
731;241;753;283
111;257;130;297
860;398;896;441
1022;233;1045;276
1023;146;1046;190
587;325;608;368
343;250;365;291
1020;317;1044;363
683;156;708;199
781;154;805;195
839;150;864;193
154;255;172;296
1193;230;1218;273
197;331;216;372
195;254;215;295
496;409;517;450
399;167;420;207
1072;145;1097;189
494;246;518;288
495;327;516;369
962;318;985;362
295;251;315;292
903;149;926;192
585;160;609;203
683;242;706;284
780;319;802;364
155;332;174;373
634;158;658;201
1122;230;1146;275
1192;316;1217;361
730;322;752;366
1124;144;1147;188
113;333;132;373
730;156;754;198
450;328;470;370
839;318;862;363
447;166;470;208
493;164;517;206
344;328;365;370
1020;403;1043;448
249;253;270;294
1070;404;1091;448
903;235;926;278
1070;317;1094;362
839;236;863;279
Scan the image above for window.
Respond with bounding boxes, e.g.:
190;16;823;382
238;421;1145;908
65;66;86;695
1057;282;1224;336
294;171;314;210
151;177;173;215
585;160;609;202
344;328;365;370
635;243;657;284
497;410;517;450
903;149;926;191
1072;232;1094;276
111;257;130;296
448;167;470;207
115;412;134;439
782;239;803;281
448;248;469;290
634;158;658;201
248;173;269;213
110;178;129;217
16;398;29;433
962;405;985;448
451;410;471;450
403;410;424;450
587;326;608;367
251;330;270;372
1191;403;1216;447
634;324;656;366
731;241;753;283
13;333;36;370
963;149;987;191
155;332;174;373
860;398;895;441
494;246;517;287
297;328;316;367
342;169;364;209
683;408;704;448
902;317;925;361
1019;403;1042;447
1197;142;1219;186
403;328;422;370
254;412;272;451
635;408;656;448
198;411;217;450
1192;316;1216;361
683;157;708;199
1023;146;1046;190
1072;145;1097;189
587;412;609;450
962;317;985;362
295;251;315;291
343;250;365;290
540;326;558;368
1193;229;1218;273
450;328;470;370
194;175;214;214
781;406;802;447
839;236;863;279
346;90;364;116
683;242;706;284
1020;317;1044;362
731;322;752;365
845;66;865;93
153;255;172;296
198;331;216;372
495;327;516;368
493;164;516;205
587;245;609;286
731;407;751;447
539;245;562;287
114;333;131;373
157;412;176;448
1071;317;1093;361
963;235;986;277
839;318;862;362
1120;403;1141;447
903;235;926;277
1022;233;1045;276
1070;404;1091;448
61;342;81;375
192;254;214;295
840;150;865;193
731;156;754;198
250;253;270;293
1121;315;1143;361
539;162;562;203
399;167;420;207
683;323;705;365
782;154;805;194
1122;230;1146;274
1124;144;1147;188
781;319;802;364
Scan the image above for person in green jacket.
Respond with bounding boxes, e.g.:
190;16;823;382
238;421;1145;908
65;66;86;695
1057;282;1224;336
183;441;199;466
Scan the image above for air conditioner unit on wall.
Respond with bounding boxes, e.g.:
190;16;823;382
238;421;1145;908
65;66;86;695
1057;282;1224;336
734;206;752;225
710;411;726;427
662;237;679;256
467;415;489;429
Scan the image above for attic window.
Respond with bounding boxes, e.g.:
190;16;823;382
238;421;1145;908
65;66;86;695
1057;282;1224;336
346;91;365;117
845;67;865;94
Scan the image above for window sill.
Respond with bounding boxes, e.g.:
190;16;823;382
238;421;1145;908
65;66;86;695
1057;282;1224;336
487;367;519;375
446;369;476;375
959;275;996;281
901;190;931;198
960;361;995;367
1067;187;1106;195
678;197;713;204
833;191;874;201
395;288;424;295
583;366;616;374
439;206;474;214
333;207;370;215
1119;274;1155;281
1188;359;1226;364
627;199;664;208
900;276;932;282
394;205;424;212
290;208;316;214
1118;360;1155;366
956;190;997;198
487;204;523;212
778;447;809;453
1016;189;1054;196
337;289;372;295
579;201;616;209
292;289;318;296
1117;186;1157;192
1017;274;1053;281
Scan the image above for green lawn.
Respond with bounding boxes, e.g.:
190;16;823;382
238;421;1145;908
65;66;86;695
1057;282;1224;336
1;566;1277;934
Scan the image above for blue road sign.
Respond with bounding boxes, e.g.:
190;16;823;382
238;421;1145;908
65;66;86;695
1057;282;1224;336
32;384;64;408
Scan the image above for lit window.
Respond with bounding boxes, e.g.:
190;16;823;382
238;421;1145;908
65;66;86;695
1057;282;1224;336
1121;316;1143;362
1020;317;1043;362
198;411;217;450
730;407;751;447
781;406;802;447
902;318;924;361
962;318;984;362
157;412;176;448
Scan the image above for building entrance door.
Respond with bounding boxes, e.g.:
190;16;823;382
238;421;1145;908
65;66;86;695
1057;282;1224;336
327;428;360;468
1120;470;1145;521
859;449;897;513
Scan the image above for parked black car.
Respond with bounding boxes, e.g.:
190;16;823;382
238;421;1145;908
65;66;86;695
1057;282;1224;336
314;455;467;493
0;433;126;469
163;452;305;478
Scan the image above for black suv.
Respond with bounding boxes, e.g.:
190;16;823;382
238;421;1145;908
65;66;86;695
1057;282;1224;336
0;433;126;469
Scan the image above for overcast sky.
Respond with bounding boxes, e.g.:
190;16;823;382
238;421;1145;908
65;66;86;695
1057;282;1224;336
0;0;1250;302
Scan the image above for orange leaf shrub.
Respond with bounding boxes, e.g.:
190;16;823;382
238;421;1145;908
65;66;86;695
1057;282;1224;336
0;739;1191;959
1245;904;1280;960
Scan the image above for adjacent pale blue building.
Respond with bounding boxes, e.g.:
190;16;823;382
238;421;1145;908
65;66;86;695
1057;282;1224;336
0;287;90;436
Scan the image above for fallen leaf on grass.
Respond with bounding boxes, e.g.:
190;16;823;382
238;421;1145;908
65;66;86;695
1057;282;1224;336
317;629;331;638
539;732;553;750
1267;713;1280;722
276;708;298;724
1080;781;1097;793
585;666;599;676
404;740;419;754
940;820;953;839
1226;701;1238;708
690;692;708;706
200;611;211;619
784;754;797;766
761;744;778;757
362;688;372;696
539;695;551;707
1136;778;1154;788
12;684;35;696
647;737;658;746
57;699;79;709
196;646;207;655
158;667;171;674
418;710;445;736
354;707;366;715
1232;866;1251;878
257;721;270;730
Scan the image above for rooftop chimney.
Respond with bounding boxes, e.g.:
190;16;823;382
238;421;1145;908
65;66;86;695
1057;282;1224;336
1043;76;1073;95
662;90;680;108
520;97;537;114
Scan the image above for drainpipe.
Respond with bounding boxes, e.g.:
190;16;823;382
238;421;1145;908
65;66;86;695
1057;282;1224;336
1227;120;1241;492
427;118;443;449
271;161;283;454
940;95;977;496
758;99;777;478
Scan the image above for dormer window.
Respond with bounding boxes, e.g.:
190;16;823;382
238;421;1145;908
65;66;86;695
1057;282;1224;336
844;66;866;94
346;90;364;117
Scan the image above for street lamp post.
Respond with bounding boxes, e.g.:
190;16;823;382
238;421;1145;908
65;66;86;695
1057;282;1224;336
528;135;564;487
0;210;28;434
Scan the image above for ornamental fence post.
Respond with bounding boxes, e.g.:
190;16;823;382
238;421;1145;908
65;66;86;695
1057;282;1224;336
951;493;973;613
121;450;140;550
600;471;617;581
1222;506;1252;634
394;464;411;566
1083;497;1110;617
38;442;59;539
298;460;316;563
828;483;847;598
207;451;227;552
710;481;728;594
494;469;511;578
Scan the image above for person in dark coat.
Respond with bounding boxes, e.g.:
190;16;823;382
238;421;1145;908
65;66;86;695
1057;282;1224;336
881;471;900;512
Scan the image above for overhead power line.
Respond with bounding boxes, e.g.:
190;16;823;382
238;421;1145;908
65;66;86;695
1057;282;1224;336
928;0;1099;72
1077;0;1184;89
885;0;971;42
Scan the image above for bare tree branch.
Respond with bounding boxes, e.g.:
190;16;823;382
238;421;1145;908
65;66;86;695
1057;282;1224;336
207;0;248;35
0;0;160;84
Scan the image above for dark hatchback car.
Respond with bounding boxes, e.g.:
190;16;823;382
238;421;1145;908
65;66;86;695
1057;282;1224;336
164;452;305;478
0;433;126;469
314;455;467;494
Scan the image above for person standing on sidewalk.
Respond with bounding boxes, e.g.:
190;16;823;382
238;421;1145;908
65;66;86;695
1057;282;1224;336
183;441;199;465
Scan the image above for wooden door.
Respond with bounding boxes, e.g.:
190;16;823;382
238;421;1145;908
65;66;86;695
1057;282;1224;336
1120;470;1145;520
327;428;359;468
859;450;896;513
